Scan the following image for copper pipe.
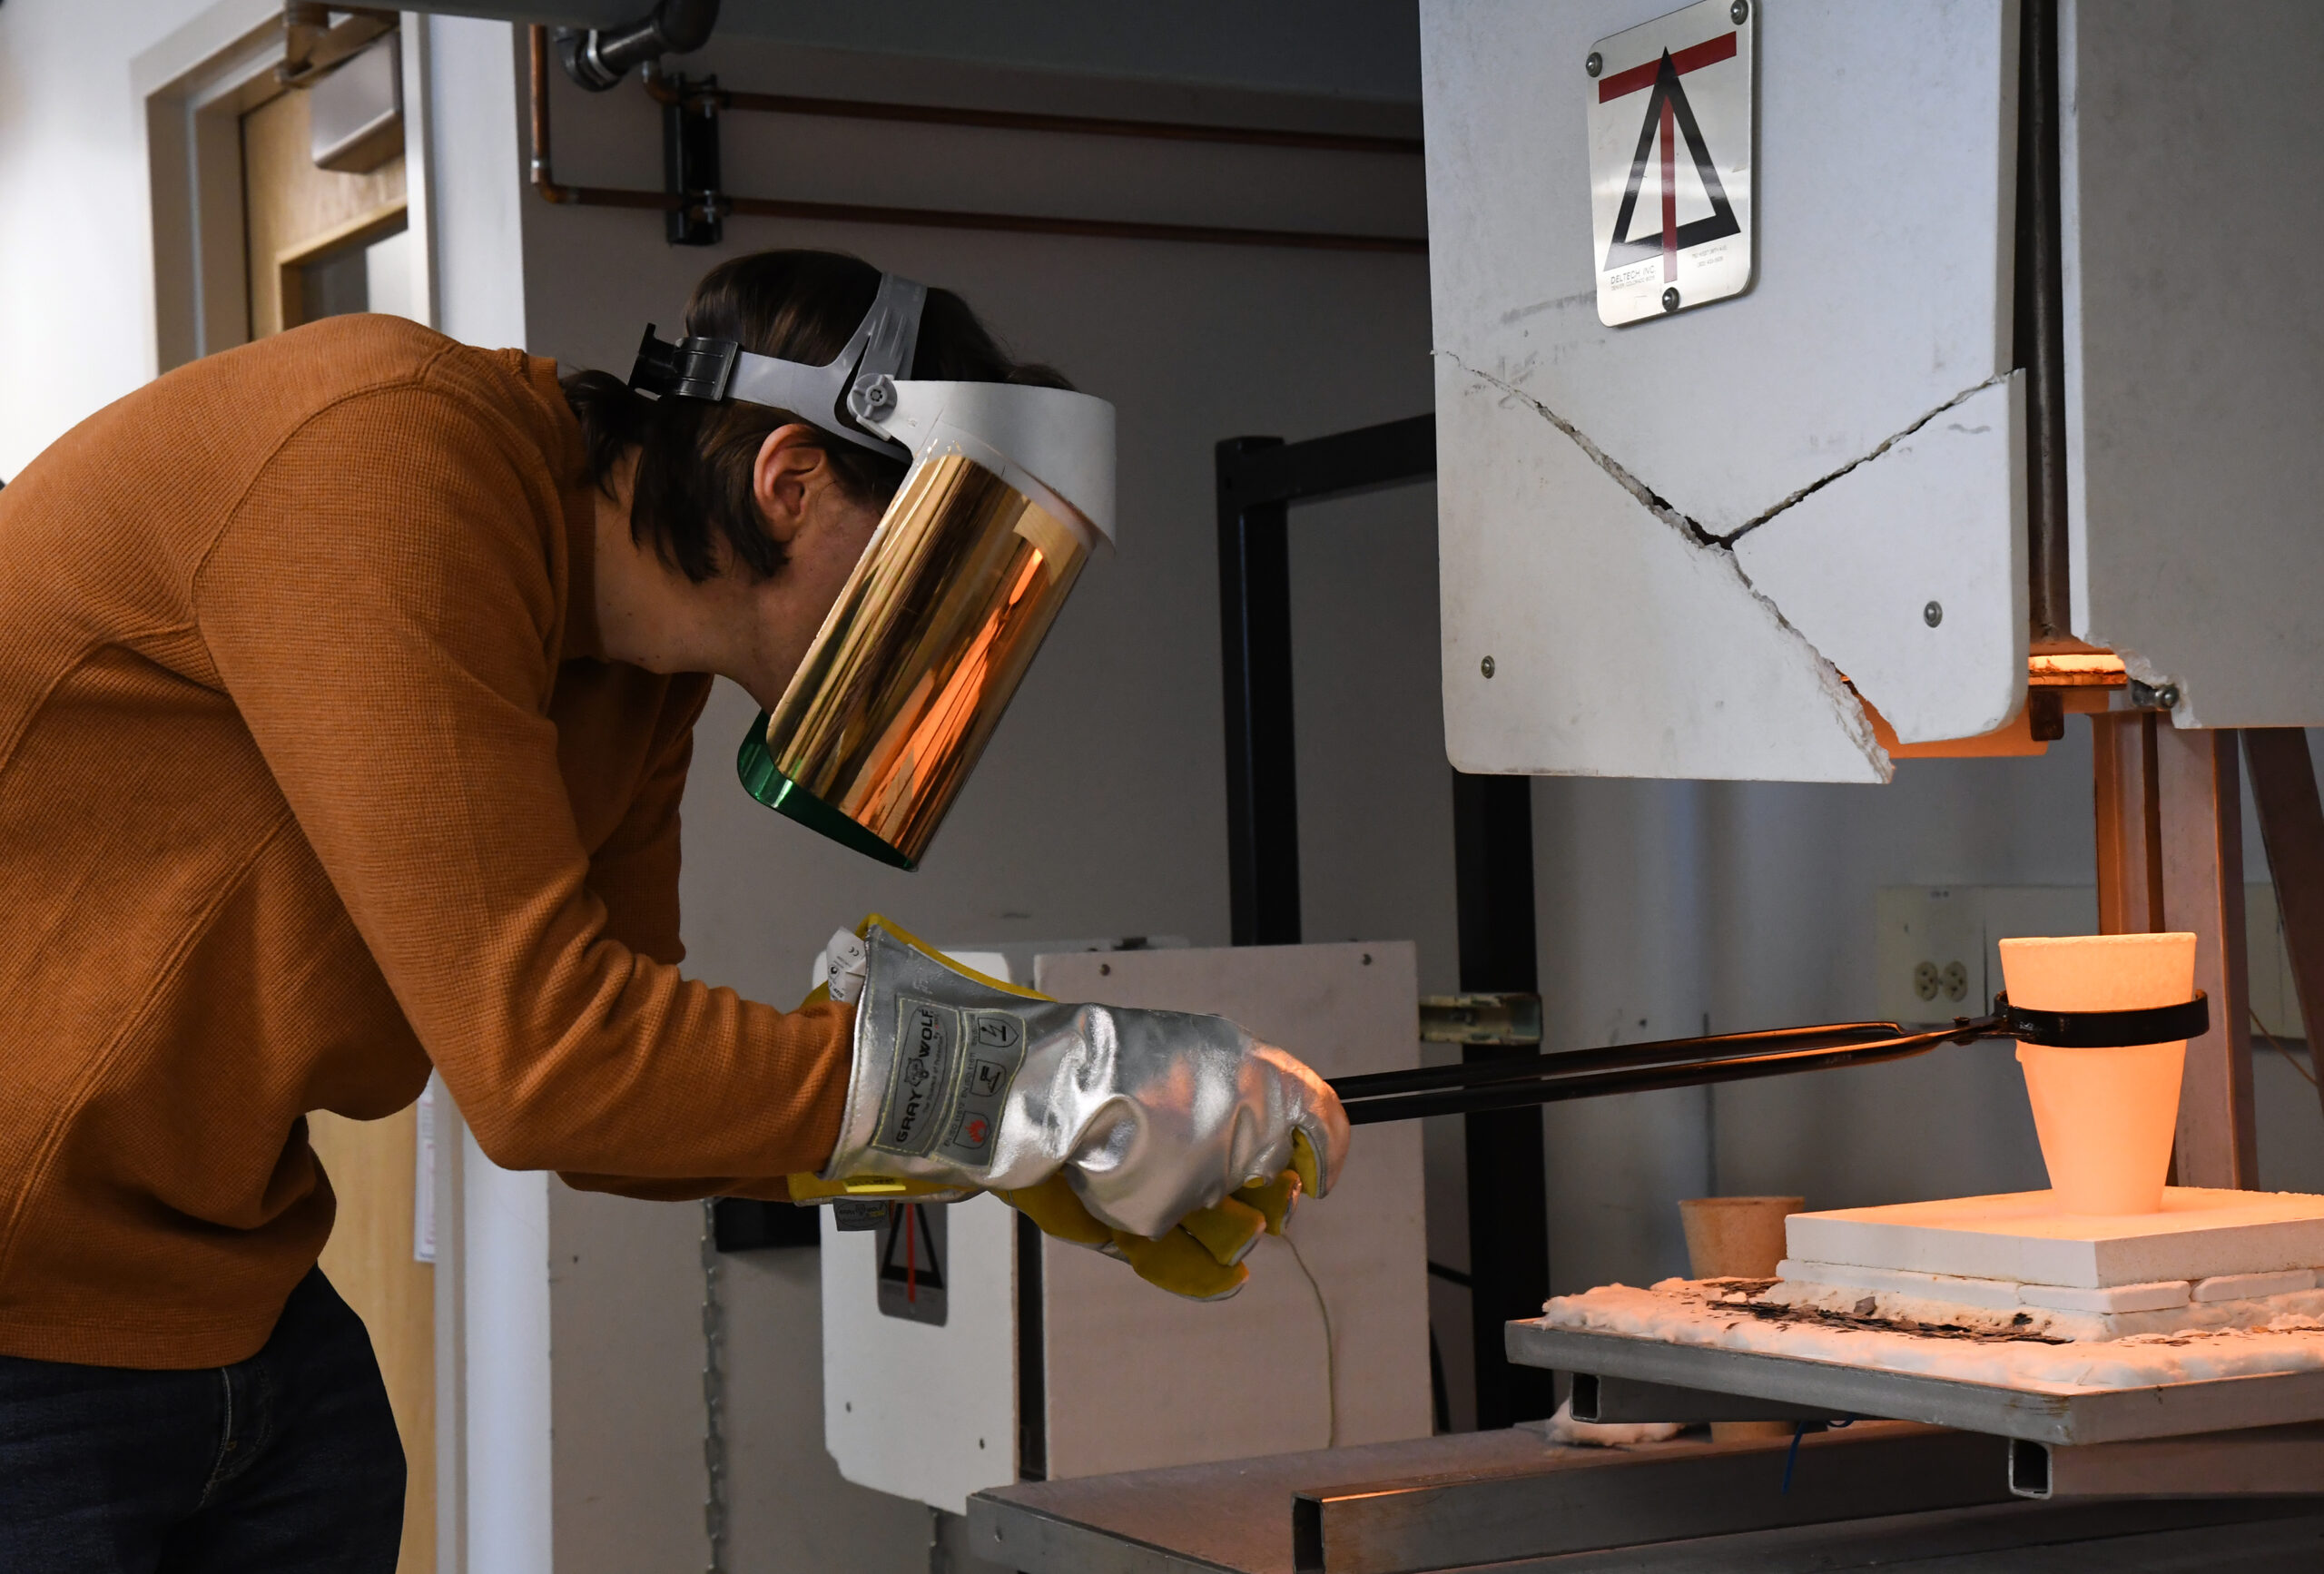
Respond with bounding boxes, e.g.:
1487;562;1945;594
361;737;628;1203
719;194;1426;253
528;25;575;202
527;27;1426;254
641;70;1423;158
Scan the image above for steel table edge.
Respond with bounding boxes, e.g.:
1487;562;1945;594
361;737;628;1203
1509;1319;2073;1445
967;1490;1250;1574
1507;1318;2324;1447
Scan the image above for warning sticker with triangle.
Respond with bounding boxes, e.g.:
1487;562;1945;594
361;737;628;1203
1586;0;1756;327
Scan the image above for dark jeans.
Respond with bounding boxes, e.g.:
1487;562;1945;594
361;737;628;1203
0;1268;405;1572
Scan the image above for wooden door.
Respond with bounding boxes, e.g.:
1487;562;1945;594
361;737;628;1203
242;74;408;339
241;75;434;1574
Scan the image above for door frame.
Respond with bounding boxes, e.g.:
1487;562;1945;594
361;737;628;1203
140;5;438;370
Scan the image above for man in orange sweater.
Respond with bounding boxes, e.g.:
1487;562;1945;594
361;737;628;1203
0;250;1346;1569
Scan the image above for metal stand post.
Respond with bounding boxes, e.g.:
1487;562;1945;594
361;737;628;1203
1216;436;1301;947
1452;772;1556;1428
2246;729;2324;1129
2157;726;2256;1189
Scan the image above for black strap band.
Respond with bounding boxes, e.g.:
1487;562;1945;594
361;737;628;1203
1996;990;2210;1048
628;325;739;401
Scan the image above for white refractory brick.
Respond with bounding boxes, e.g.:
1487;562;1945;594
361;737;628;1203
2017;1280;2192;1314
1784;1188;2324;1289
1776;1260;2022;1312
2192;1270;2319;1303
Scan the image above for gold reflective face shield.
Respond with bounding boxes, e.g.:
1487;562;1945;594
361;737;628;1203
736;446;1099;870
626;274;1115;870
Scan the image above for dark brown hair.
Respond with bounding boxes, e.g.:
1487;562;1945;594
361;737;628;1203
564;250;1066;582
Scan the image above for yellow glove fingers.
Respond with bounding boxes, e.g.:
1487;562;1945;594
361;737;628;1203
996;1173;1114;1248
1116;1227;1251;1302
1289;1130;1324;1200
1179;1195;1268;1267
1231;1170;1303;1236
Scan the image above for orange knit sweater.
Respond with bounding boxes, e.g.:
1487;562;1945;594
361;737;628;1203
0;316;850;1368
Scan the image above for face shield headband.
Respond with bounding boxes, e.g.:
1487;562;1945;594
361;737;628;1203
627;273;1118;871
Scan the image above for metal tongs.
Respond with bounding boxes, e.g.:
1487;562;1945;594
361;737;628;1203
1329;992;2211;1126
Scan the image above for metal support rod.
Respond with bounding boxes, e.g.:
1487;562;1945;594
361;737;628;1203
1331;996;2204;1125
2158;726;2257;1189
2014;0;2071;643
1216;437;1301;947
1336;1020;1984;1125
2246;729;2324;1129
526;28;1427;253
1340;1020;1915;1104
1452;771;1555;1429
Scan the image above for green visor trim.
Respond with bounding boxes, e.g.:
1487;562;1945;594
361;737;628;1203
735;711;917;871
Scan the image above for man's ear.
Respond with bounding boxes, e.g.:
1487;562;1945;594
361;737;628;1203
752;424;830;546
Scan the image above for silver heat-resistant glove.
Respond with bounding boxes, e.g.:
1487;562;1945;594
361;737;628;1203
822;920;1348;1239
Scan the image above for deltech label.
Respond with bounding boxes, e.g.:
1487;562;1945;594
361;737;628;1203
873;999;962;1156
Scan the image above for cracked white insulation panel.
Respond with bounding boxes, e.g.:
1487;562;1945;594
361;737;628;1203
1423;0;2025;782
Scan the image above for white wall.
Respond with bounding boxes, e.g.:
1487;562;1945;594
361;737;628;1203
0;0;253;477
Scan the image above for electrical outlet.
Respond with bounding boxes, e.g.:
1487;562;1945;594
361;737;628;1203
1875;888;1984;1025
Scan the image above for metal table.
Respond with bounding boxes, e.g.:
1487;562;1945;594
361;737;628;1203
962;1422;2323;1573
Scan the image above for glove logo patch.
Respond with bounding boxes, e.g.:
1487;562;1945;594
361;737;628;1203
873;997;1025;1162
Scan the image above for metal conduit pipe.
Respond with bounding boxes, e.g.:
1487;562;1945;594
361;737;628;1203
524;25;1429;253
553;0;720;92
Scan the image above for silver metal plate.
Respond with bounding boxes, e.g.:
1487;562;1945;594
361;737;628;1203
1588;0;1756;325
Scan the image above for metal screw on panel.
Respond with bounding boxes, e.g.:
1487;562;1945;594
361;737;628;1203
1481;655;1497;678
1661;288;1680;312
1924;600;1944;627
1586;51;1602;76
1731;0;1750;24
2157;684;2181;709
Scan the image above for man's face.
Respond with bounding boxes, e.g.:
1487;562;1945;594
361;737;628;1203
741;457;884;711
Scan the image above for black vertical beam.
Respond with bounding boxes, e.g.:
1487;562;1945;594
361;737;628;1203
2014;0;2070;642
1015;1210;1047;1480
663;77;724;246
1217;436;1303;946
1452;771;1557;1429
